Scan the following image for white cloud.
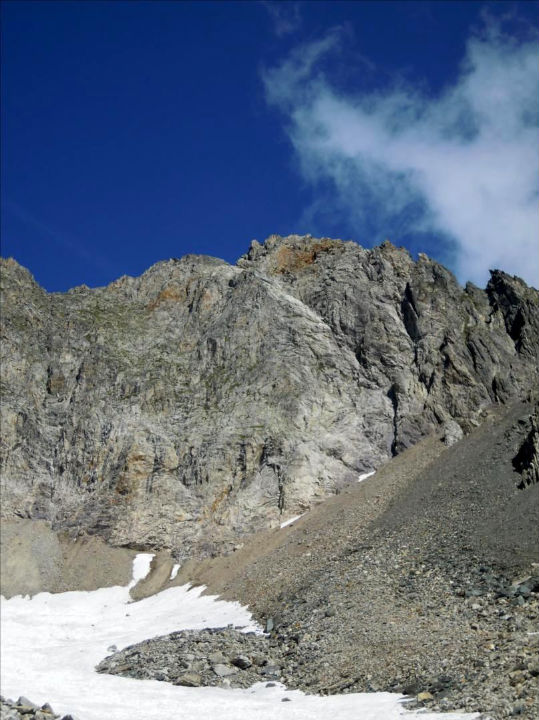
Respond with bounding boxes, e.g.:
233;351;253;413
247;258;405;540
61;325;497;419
263;23;539;288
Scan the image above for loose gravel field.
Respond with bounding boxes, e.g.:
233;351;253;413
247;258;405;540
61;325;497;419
174;401;539;718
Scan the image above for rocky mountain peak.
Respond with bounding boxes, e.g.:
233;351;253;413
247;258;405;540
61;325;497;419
1;238;538;557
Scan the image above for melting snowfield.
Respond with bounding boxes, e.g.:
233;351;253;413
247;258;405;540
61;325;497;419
1;554;475;720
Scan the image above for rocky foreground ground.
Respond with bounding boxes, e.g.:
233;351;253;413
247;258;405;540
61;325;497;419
0;697;77;720
2;403;538;718
97;579;539;715
97;400;539;719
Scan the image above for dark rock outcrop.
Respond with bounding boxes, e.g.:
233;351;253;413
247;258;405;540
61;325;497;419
513;406;539;489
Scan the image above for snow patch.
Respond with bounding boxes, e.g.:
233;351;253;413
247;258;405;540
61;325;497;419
0;553;475;720
358;470;376;482
170;563;181;581
129;553;154;588
280;514;304;529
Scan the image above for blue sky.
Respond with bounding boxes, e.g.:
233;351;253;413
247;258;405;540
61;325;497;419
1;1;537;291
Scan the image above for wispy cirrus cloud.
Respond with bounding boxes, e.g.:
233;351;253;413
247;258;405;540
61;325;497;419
263;22;539;288
4;199;114;276
261;1;302;38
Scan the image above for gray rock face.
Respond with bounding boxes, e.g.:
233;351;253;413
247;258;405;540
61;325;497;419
442;420;463;447
1;235;538;556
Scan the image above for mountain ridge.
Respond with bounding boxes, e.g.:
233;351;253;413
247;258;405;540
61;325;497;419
1;235;538;558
